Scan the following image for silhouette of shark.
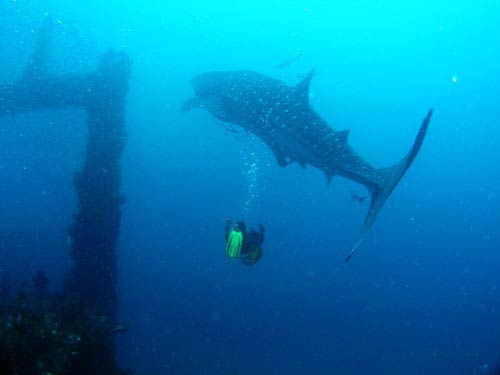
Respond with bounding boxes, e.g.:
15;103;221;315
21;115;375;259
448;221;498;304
182;70;432;261
351;191;367;206
275;52;302;69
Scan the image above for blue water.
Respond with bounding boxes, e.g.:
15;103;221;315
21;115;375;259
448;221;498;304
1;1;500;374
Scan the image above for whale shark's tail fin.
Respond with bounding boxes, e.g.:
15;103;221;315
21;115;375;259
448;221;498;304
345;109;433;262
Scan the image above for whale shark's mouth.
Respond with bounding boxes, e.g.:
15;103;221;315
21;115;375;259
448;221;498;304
191;72;226;98
190;74;208;97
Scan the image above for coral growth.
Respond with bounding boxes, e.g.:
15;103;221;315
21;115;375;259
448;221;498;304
0;286;131;375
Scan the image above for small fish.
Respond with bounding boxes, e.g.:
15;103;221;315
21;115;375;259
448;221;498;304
217;120;238;134
112;322;128;333
275;53;302;69
351;191;367;205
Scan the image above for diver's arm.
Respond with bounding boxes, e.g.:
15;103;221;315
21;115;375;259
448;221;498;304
224;217;232;242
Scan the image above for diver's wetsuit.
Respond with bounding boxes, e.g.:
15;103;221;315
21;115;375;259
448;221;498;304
224;220;264;256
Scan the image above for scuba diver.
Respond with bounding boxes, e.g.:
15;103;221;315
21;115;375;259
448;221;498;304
225;217;264;265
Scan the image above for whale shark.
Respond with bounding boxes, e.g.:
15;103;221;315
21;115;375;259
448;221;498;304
182;70;432;261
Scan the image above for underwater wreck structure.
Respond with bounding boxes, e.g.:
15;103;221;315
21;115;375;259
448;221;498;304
0;19;130;374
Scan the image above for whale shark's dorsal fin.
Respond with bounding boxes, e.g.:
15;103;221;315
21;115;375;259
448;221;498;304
336;129;350;144
296;68;315;104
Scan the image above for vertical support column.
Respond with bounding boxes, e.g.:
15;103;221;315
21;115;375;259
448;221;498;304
0;21;131;374
64;51;130;375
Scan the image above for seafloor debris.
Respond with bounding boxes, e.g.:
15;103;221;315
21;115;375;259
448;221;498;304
0;285;131;375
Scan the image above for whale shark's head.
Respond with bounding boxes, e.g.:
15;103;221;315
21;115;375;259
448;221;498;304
187;70;290;127
187;71;259;123
183;72;236;121
190;71;230;98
